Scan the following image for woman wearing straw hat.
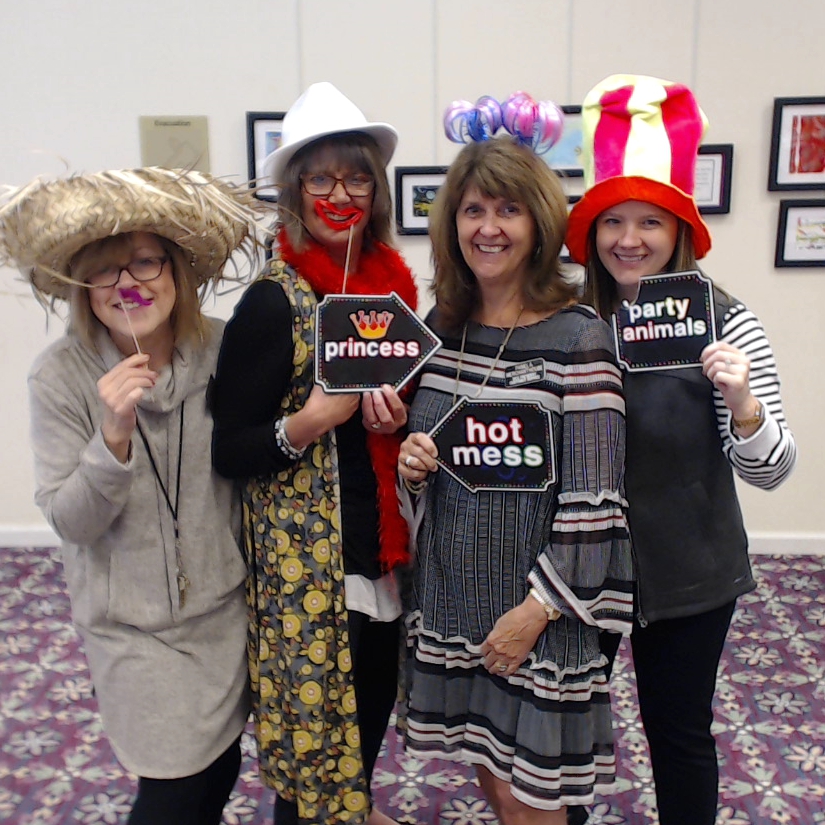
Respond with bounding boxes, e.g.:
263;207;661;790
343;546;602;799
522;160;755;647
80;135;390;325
211;82;416;825
397;94;633;825
0;167;264;825
565;75;797;825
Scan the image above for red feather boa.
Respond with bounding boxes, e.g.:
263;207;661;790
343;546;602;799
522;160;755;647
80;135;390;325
278;228;416;571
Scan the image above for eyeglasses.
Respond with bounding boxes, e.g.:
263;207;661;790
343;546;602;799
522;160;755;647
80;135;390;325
85;256;169;289
300;173;375;198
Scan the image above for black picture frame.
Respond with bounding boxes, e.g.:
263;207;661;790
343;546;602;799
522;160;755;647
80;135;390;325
395;166;448;235
768;97;825;191
542;105;584;177
246;111;286;201
695;144;733;214
775;199;825;267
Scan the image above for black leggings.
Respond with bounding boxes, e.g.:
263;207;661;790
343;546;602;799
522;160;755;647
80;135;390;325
128;735;242;825
631;601;736;825
275;611;400;824
567;601;734;825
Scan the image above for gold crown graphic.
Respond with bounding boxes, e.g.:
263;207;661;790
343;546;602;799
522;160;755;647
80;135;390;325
349;309;395;340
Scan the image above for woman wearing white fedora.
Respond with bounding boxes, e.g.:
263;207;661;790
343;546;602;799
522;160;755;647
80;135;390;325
0;168;264;824
211;82;416;825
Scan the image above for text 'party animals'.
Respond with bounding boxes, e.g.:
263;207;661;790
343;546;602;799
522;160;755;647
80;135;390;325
619;296;707;342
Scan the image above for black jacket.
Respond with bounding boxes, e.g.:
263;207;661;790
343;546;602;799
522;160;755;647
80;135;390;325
624;288;755;623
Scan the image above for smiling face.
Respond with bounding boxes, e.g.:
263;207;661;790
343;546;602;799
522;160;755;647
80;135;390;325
299;144;373;266
84;232;177;357
595;200;679;300
455;185;536;296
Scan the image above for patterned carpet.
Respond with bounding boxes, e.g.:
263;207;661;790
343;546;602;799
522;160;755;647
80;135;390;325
1;546;823;824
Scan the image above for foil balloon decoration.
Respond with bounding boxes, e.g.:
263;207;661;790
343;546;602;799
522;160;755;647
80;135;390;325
443;96;503;144
501;91;565;155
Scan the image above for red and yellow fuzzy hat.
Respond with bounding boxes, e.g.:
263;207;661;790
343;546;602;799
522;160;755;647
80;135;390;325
566;74;712;266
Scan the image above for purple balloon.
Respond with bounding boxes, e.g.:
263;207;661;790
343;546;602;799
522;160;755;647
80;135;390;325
443;96;503;143
443;100;476;143
471;95;503;139
502;91;565;155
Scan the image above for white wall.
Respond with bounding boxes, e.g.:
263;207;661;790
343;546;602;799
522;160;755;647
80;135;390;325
1;0;822;551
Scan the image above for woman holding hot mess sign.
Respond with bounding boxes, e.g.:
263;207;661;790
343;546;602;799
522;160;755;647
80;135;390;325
398;93;634;825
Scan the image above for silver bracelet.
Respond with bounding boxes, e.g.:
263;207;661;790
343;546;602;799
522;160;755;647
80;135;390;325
273;416;304;461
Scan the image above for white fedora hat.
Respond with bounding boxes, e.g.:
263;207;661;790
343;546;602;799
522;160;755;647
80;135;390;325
262;82;398;185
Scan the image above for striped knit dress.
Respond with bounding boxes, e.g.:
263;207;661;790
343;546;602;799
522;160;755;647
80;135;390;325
404;305;634;810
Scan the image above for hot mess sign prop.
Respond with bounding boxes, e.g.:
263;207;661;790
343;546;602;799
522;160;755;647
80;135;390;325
430;399;555;493
315;293;441;391
612;270;717;372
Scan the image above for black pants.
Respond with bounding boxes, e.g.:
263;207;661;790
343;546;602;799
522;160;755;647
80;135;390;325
128;735;242;825
275;611;400;824
631;600;736;825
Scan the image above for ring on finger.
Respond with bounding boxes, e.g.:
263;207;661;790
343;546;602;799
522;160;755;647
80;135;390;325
371;422;381;429
724;358;732;367
497;664;507;672
405;455;415;468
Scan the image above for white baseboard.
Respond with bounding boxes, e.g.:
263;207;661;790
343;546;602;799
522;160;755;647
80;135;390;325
1;525;823;554
748;533;825;555
0;525;58;547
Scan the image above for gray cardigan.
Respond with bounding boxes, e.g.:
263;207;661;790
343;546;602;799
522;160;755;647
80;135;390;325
28;318;249;778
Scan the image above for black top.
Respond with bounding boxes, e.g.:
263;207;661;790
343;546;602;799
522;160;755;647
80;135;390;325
623;287;754;622
211;278;381;579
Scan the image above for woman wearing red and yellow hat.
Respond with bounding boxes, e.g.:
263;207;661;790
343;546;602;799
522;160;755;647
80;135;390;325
567;75;796;825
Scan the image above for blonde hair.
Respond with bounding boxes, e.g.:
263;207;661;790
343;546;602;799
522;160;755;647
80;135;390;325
429;137;575;332
276;133;394;251
68;232;208;349
582;219;696;320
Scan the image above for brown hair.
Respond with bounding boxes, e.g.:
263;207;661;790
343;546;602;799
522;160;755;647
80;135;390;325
429;137;575;332
276;132;394;251
67;232;208;349
582;219;696;320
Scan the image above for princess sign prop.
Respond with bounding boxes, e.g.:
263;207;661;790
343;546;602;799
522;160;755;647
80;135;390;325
612;270;716;372
315;293;441;392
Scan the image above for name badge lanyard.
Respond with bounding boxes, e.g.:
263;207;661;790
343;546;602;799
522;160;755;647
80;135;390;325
135;401;187;607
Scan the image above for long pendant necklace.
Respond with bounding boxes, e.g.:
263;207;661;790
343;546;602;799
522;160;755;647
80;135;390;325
135;401;187;608
452;307;524;405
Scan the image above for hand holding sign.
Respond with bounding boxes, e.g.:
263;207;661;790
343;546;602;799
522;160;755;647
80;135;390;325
700;341;754;417
362;384;408;434
398;431;439;480
285;384;360;451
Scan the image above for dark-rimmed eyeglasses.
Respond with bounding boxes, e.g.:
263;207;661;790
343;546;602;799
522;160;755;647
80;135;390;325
300;173;375;198
86;256;169;289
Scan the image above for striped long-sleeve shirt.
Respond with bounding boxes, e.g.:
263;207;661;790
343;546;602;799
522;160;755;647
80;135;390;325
714;302;796;490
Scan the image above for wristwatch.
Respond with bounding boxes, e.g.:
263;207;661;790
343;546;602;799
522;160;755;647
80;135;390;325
733;400;764;430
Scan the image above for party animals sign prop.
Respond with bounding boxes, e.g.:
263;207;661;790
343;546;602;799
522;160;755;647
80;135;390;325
612;271;716;372
430;399;555;493
315;293;441;391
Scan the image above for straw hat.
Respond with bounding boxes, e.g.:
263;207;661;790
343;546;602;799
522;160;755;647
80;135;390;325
0;167;266;300
566;74;712;266
262;82;398;185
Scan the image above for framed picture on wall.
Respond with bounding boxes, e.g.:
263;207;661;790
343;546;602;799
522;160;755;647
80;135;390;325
246;111;286;201
395;166;448;235
695;144;733;214
768;97;825;191
775;199;825;267
542;105;584;177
